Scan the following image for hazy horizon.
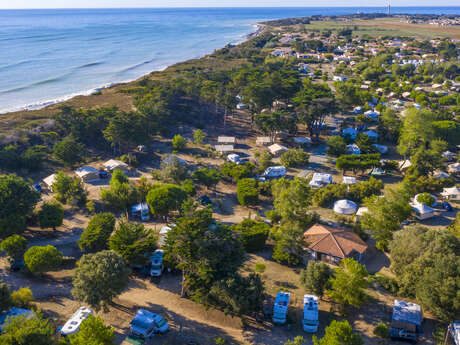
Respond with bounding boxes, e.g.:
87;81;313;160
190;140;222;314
3;1;460;10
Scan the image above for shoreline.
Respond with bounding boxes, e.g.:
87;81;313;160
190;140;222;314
0;24;261;116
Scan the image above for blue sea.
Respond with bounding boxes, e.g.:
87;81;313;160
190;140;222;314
1;7;460;113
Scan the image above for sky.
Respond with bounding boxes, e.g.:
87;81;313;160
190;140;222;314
1;0;459;9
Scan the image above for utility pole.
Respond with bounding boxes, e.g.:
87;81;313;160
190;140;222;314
388;3;391;16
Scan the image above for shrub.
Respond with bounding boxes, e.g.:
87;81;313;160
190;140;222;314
53;136;85;166
220;162;255;181
373;323;390;339
0;235;27;260
236;178;259;206
24;245;63;275
254;263;266;274
78;213;116;252
299;261;332;298
172;134;186;151
10;288;34;308
232;219;270;252
326;136;347;157
374;273;399;294
280;148;309;168
37;202;64;230
193;129;206;145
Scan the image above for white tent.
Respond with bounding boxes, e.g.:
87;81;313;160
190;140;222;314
411;203;435;220
333;200;358;215
103;159;129;173
398;160;412;171
441;187;460;201
75;166;99;182
448;163;460;174
268;143;288;156
356;207;369;218
433;171;450;180
342;176;357;184
215;145;234;153
43;173;57;190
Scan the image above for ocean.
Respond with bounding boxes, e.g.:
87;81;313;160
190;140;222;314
1;7;460;114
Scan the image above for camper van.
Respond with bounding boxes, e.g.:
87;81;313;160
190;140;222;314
263;166;286;179
150;250;164;277
273;292;290;325
60;307;93;336
129;309;168;340
302;295;319;332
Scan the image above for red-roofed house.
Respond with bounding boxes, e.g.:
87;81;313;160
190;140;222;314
303;224;368;265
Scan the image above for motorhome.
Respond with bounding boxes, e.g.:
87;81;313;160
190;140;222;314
150;250;164;277
263;166;286;179
60;307;93;336
302;295;319;332
273;291;290;325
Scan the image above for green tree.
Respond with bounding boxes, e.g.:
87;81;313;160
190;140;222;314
0;235;27;260
416;192;435;206
52;171;87;206
172;134;187;151
100;170;138;212
53;136;85;166
326;136;347;157
313;320;363;345
37;202;64;230
327;258;371;311
72;250;130;312
373;323;390;339
193;129;206;145
389;227;460;321
236;178;259;206
299;261;332;298
0;174;40;237
0;281;11;312
21;145;47;171
24;245;63;275
361;189;412;249
397;108;435;157
280;148;309;168
146;184;187;219
10;288;34;309
109;220;158;266
67;315;116;345
192;168;221;190
0;312;56;345
160;156;188;184
231;219;270;252
78;213;116;252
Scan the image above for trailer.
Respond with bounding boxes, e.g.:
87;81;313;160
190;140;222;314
263;166;286;179
150;250;164;277
60;307;93;336
302;295;319;332
273;292;290;325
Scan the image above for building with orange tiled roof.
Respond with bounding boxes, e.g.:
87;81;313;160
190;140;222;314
303;224;368;265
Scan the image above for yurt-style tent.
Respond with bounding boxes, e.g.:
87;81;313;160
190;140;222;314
333;200;358;215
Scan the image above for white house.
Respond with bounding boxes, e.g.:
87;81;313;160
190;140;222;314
74;166;99;182
441;187;460;201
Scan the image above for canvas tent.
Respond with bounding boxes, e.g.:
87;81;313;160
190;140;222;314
268;143;288;156
103;159;129;173
342;128;358;140
333;199;358;215
363;130;378;140
75;166;99;182
217;136;236;144
43;173;57;190
215;145;234;153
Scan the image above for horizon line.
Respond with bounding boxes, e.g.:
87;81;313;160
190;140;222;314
2;5;460;10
